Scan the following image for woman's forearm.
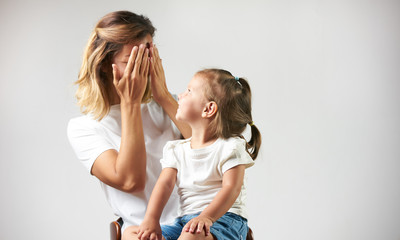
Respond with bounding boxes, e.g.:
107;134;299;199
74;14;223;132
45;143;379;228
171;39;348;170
158;93;191;139
114;102;147;190
91;102;147;192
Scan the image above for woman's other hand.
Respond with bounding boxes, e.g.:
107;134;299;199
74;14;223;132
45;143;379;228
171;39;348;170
149;44;169;104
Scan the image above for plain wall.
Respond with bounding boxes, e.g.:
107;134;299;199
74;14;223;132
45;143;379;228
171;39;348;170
1;0;399;239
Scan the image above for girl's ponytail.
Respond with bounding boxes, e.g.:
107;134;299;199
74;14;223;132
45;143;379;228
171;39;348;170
247;123;262;160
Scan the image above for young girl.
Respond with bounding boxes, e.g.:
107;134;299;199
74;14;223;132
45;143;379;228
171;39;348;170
136;68;261;240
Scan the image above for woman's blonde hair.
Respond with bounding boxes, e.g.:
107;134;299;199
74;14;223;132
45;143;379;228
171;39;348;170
197;69;262;160
75;11;155;120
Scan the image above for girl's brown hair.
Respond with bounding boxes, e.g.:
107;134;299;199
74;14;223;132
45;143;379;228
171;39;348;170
197;68;262;160
75;11;155;120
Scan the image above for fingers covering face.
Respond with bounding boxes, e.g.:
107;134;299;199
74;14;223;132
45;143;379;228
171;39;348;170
124;44;151;78
141;48;150;76
150;45;163;75
112;64;119;86
125;46;139;77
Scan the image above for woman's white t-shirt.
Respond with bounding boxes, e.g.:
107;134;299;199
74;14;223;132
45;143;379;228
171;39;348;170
67;100;181;231
160;137;254;219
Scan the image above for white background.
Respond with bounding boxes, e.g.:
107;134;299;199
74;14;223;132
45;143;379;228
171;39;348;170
1;0;399;239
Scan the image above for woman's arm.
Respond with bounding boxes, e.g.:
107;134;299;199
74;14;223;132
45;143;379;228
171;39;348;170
91;44;150;192
137;168;177;240
184;165;246;236
149;45;191;139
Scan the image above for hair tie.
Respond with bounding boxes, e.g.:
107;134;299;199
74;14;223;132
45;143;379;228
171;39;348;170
249;121;254;126
234;76;242;87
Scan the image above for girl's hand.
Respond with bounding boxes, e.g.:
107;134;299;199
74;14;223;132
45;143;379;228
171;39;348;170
183;215;214;236
137;218;162;240
149;44;169;104
112;44;150;105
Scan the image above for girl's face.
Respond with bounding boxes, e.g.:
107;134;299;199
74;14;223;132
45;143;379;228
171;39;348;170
176;75;209;123
112;34;153;75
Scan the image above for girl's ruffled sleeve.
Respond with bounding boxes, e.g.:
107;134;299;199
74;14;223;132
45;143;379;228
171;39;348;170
219;138;255;174
160;140;179;170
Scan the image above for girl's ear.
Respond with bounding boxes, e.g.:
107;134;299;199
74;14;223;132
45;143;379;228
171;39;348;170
202;101;218;118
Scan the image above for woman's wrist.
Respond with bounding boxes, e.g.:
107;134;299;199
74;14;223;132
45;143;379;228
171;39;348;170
120;101;142;116
120;99;142;108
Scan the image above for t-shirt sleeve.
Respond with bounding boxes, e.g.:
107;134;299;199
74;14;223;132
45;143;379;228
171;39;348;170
219;138;255;174
67;118;116;174
160;141;179;170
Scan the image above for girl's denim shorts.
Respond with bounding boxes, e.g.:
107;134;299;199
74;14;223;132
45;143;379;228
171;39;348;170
161;212;248;240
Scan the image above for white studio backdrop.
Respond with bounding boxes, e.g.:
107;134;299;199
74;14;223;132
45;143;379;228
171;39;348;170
0;0;399;239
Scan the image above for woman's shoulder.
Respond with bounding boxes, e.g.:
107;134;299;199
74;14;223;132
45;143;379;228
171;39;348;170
67;115;101;136
68;114;98;127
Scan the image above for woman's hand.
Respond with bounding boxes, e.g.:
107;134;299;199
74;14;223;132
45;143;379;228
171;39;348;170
183;215;214;236
149;44;169;104
112;44;150;105
137;218;163;240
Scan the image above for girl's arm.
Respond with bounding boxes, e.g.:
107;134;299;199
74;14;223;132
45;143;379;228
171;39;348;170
184;165;246;236
137;168;177;240
149;44;191;139
91;45;149;192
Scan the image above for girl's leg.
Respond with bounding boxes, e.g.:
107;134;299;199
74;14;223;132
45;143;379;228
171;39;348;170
122;225;167;240
177;231;216;240
122;226;139;240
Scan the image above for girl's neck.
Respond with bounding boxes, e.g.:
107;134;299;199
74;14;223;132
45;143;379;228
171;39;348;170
190;126;218;149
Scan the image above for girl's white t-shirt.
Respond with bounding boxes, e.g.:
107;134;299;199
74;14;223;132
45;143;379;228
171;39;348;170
160;137;255;219
67;100;181;231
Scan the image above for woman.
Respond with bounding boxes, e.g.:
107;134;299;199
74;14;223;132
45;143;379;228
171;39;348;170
67;10;191;238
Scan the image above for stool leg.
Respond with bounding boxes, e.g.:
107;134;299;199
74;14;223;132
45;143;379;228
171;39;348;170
110;218;122;240
246;227;254;240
